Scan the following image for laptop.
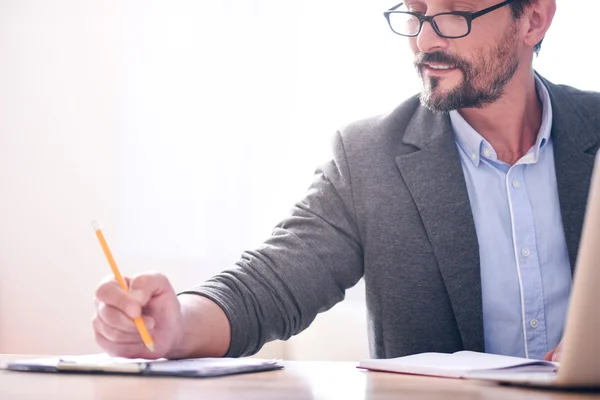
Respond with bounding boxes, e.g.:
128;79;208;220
466;153;600;389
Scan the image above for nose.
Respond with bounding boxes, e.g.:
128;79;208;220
416;20;449;54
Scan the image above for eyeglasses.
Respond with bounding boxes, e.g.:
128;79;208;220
384;0;516;39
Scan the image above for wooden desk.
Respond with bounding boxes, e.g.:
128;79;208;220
1;355;598;400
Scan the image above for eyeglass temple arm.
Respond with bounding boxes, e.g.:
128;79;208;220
472;0;515;18
387;2;404;11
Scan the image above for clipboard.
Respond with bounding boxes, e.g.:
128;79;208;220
4;354;283;378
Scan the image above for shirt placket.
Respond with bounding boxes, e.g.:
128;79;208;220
505;164;549;359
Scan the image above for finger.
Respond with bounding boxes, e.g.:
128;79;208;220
95;278;142;319
95;303;156;334
552;350;562;362
92;312;143;344
98;303;156;333
551;341;563;361
129;272;175;305
96;274;132;291
97;302;138;333
94;330;149;359
544;348;555;361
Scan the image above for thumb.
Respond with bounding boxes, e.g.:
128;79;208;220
549;340;563;362
544;348;556;361
129;272;173;306
552;348;562;362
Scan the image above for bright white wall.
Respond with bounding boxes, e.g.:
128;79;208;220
0;0;597;359
0;0;404;359
0;0;125;354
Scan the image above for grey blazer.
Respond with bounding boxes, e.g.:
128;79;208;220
190;76;600;359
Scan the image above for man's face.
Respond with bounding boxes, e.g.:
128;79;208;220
408;0;522;112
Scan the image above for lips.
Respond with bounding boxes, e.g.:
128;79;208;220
423;63;456;70
415;51;464;75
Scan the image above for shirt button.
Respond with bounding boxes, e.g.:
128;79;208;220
483;147;492;157
471;153;477;162
521;247;531;257
530;319;539;329
512;180;521;189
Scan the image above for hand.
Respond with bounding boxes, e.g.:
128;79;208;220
544;340;563;362
93;272;184;359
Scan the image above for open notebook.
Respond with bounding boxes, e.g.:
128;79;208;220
4;354;283;377
358;351;557;379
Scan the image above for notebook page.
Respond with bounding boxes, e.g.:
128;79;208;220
358;351;557;378
450;351;558;370
59;353;159;365
6;355;283;377
147;358;281;375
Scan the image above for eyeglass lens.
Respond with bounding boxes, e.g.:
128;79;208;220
388;13;469;37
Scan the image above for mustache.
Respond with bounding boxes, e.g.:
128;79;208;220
414;51;469;71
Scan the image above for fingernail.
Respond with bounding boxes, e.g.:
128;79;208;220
552;353;559;362
145;318;155;329
126;304;140;318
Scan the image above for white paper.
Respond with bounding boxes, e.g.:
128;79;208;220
358;351;558;378
7;354;282;377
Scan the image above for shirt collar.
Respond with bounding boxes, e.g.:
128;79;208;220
451;74;553;167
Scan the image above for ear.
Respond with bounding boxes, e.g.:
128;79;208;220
522;0;556;48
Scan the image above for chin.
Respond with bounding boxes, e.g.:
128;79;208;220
428;86;454;100
439;76;463;89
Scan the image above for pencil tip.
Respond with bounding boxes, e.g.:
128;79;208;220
147;343;155;352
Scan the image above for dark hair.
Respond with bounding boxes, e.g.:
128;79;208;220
509;0;543;55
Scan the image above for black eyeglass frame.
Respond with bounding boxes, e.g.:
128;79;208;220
383;0;516;39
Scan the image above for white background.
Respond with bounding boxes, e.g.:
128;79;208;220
0;0;597;359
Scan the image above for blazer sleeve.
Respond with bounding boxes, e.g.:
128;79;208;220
183;131;364;357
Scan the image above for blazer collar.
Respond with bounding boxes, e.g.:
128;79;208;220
401;102;452;150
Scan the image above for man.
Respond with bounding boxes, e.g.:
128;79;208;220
93;0;598;362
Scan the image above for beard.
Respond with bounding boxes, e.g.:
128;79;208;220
415;25;520;113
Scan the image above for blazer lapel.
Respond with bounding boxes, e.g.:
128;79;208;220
543;78;598;273
392;78;599;353
395;107;484;352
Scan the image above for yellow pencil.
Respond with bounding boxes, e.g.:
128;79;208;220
92;220;155;352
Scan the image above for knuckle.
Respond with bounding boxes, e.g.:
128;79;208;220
92;314;106;336
132;271;161;285
101;325;126;342
97;302;116;323
130;271;169;293
99;304;135;331
95;278;118;301
108;309;136;332
91;313;101;331
94;331;106;347
96;286;134;312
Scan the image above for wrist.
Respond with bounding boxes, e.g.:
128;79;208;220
164;297;191;359
165;293;230;359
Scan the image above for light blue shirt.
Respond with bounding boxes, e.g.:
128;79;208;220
450;76;572;360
